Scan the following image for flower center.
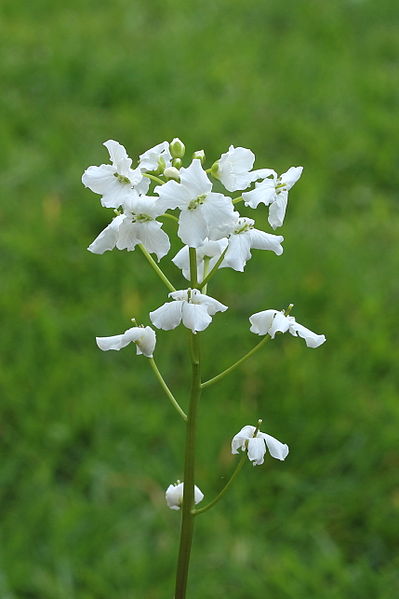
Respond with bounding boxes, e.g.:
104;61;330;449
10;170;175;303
275;180;287;194
234;221;253;235
113;172;131;184
134;213;153;223
188;194;207;211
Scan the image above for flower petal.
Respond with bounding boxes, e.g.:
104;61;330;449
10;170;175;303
180;159;212;197
260;432;289;461
201;193;236;240
268;191;288;229
248;229;284;256
280;166;303;190
103;139;131;168
134;220;170;261
288;320;326;348
231;425;256;454
150;301;184;330
221;233;252;272
247;437;267;466
178;207;208;248
88;214;125;254
242;178;276;209
155;179;189;212
181;303;212;332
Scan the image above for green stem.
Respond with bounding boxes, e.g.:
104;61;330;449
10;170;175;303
189;248;198;289
159;213;179;223
198;247;227;290
232;196;243;205
148;358;187;421
142;173;165;186
193;454;246;516
138;244;176;292
174;332;202;599
201;336;270;388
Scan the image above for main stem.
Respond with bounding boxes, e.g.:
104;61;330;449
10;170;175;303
174;332;201;598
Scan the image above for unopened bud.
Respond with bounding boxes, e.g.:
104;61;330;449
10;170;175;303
193;150;205;163
172;157;182;169
210;161;220;178
170;138;185;159
164;166;180;181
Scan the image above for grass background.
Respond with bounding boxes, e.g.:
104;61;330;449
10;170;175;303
1;0;399;597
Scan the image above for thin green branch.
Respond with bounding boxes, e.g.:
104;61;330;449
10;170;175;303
201;335;270;388
158;213;179;223
142;172;165;186
148;358;187;421
198;246;227;290
232;196;243;205
193;454;246;516
138;244;176;292
189;247;198;288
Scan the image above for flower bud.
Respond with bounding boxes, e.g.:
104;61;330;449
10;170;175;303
193;150;205;164
172;157;182;169
210;161;220;177
164;166;180;181
170;138;185;159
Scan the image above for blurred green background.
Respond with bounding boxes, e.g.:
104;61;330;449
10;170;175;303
1;0;398;597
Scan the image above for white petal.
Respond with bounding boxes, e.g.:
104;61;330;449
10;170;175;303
172;246;191;281
201;193;236;240
268;191;288;229
194;485;204;505
134;326;157;357
268;311;290;338
248;229;284;256
139;141;172;172
242;178;277;209
181;303;212;332
165;482;184;510
115;219;140;252
280;166;303;190
169;290;189;302
249;309;278;335
103;139;131;168
134;220;170;261
178;208;208;248
96;333;131;351
150;301;183;330
260;433;289;461
288;320;326;348
247;437;267;466
96;325;151;353
231;425;256;454
88;214;125;254
82;164;116;195
155;179;189;212
221;233;252;272
180;159;212;197
217;146;255;192
191;290;228;315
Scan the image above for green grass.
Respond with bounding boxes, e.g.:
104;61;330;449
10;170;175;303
1;0;399;597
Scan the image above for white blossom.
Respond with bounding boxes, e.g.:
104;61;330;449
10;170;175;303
220;216;284;272
155;159;236;247
243;166;303;229
96;325;156;358
213;145;274;192
88;191;170;260
249;309;326;348
172;238;228;281
150;289;227;333
82;140;147;208
232;424;289;466
165;481;204;511
139;141;172;172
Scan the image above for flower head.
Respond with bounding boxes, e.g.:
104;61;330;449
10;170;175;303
232;424;289;466
165;481;204;511
213;145;274;192
82;140;147;208
155;159;236;247
96;325;156;358
243;166;303;229
150;289;227;333
249;308;326;348
139;141;172;172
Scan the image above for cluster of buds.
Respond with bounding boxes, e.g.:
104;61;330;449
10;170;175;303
83;138;326;509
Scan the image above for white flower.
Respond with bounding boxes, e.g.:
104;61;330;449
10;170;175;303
243;166;303;229
232;424;289;466
213;145;274;192
139;141;172;172
88;191;170;260
165;481;204;511
172;238;228;281
155;159;236;248
220;216;284;272
96;325;156;358
82;140;146;208
150;289;227;333
249;309;326;348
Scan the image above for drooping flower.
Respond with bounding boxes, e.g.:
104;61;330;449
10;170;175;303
242;166;303;229
249;308;326;348
88;191;170;260
172;238;228;282
139;141;173;173
150;289;227;333
165;481;204;511
155;159;236;247
212;145;274;193
82;140;148;208
96;325;156;358
220;216;284;272
232;424;289;466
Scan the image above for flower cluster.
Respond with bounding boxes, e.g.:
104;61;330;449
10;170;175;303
84;138;326;511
